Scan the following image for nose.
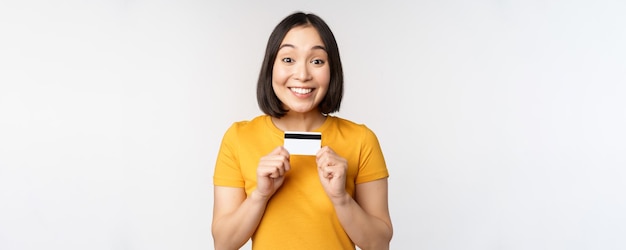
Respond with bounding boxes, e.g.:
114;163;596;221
293;61;312;82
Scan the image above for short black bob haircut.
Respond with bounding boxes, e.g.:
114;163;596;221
257;12;344;118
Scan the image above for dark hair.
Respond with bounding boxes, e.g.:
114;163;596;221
257;12;344;118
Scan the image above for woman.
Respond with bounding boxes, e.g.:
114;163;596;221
212;11;393;250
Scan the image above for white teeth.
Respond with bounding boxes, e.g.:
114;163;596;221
290;87;313;94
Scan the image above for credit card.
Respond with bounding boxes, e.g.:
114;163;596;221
283;131;321;155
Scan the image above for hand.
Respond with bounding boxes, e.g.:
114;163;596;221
254;146;291;200
316;146;349;203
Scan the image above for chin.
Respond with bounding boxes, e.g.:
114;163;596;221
287;107;317;114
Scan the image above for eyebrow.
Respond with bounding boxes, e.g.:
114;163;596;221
278;44;327;51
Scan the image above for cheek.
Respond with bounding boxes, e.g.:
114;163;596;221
272;65;289;84
317;68;331;88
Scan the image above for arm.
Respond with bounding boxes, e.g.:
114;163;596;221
316;146;393;250
212;146;291;250
333;178;393;250
211;186;270;250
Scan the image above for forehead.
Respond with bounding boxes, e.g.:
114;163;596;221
280;25;324;46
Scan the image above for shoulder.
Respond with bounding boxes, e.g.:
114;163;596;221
328;115;373;133
223;115;270;137
327;115;379;140
227;115;268;130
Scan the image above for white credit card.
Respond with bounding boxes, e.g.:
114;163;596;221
283;131;321;155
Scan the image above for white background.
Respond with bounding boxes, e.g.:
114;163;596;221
1;0;625;249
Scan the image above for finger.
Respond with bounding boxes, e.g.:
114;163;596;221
316;146;329;163
277;146;290;157
262;157;290;173
316;146;327;159
271;152;290;172
263;163;283;178
320;165;335;180
283;158;291;172
277;165;285;176
270;146;285;155
317;154;335;169
269;167;280;178
269;147;290;171
259;159;284;174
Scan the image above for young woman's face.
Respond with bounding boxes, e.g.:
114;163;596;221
272;25;330;115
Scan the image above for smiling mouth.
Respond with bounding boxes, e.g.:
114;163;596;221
289;87;314;94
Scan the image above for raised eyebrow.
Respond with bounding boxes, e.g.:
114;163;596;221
311;45;327;51
278;44;327;51
278;44;295;50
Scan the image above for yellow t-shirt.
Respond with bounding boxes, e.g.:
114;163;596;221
213;115;389;250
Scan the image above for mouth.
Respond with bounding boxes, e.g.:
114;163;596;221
289;87;314;95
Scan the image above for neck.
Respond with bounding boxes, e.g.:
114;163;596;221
271;111;326;132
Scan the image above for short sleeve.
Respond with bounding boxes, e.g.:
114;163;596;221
213;123;245;187
355;126;389;184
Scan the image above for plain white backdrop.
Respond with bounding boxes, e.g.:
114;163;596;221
1;0;625;249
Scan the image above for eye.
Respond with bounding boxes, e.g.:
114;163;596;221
282;57;294;63
311;59;325;65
